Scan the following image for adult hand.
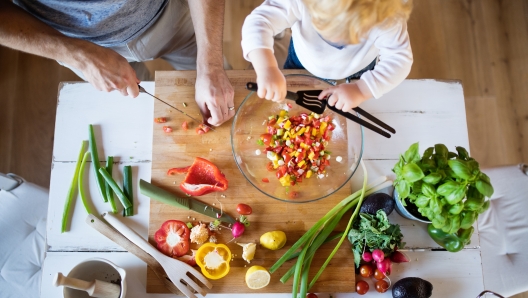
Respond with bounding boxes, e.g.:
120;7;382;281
255;66;287;103
194;67;235;126
318;83;369;112
75;43;140;98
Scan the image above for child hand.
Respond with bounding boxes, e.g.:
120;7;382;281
255;66;287;103
318;83;369;112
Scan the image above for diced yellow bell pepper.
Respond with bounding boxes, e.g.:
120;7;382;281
304;126;311;134
284;120;291;129
306;170;313;178
277;117;286;124
300;142;309;149
308;151;315;160
320;122;328;136
279;175;291;186
312;127;318;136
296;127;306;136
282;131;290;140
297;160;306;167
279;110;287;118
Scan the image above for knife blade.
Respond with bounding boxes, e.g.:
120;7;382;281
138;84;216;132
139;179;236;224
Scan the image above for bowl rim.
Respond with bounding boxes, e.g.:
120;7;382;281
230;73;364;203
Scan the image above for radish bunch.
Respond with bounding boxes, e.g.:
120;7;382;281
362;249;410;275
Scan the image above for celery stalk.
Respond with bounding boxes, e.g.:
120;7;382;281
61;140;87;233
105;156;117;213
89;124;107;202
78;151;94;214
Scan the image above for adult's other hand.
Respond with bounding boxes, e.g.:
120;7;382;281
195;67;235;126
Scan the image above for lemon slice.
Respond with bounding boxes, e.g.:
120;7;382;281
245;265;271;289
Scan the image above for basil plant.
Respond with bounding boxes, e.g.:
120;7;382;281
393;143;494;234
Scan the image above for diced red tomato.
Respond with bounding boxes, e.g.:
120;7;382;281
266;162;274;172
288;191;299;199
260;133;272;146
196;127;205;135
163;126;173;133
276;165;287;179
262;178;269;183
181;121;188;131
155;117;167;123
287;103;293;109
268;118;277;126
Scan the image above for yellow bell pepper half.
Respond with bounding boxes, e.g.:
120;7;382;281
195;243;232;280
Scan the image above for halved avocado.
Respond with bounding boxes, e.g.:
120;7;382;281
392;277;433;298
359;193;395;215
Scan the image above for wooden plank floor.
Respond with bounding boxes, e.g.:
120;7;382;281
0;1;527;296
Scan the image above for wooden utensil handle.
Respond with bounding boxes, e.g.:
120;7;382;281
103;213;163;260
53;272;93;292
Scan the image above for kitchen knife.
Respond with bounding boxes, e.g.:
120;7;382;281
245;82;395;138
138;85;216;132
139;179;236;224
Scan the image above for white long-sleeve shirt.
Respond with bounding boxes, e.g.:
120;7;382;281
241;0;413;99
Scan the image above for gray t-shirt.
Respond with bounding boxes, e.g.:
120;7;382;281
15;0;168;47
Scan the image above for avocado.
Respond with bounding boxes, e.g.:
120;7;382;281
360;193;395;215
392;277;433;298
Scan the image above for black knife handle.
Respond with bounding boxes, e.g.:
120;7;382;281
352;106;396;134
245;82;298;101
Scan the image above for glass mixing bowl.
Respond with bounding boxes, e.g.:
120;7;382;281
231;74;364;203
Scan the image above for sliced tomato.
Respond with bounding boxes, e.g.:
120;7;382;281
196;127;205;135
155;117;167;123
154;220;190;257
260;133;273;146
181;121;188;131
163;126;173;133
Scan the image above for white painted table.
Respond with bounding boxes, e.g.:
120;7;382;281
41;79;484;298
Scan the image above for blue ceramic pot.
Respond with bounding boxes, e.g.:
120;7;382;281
393;189;432;223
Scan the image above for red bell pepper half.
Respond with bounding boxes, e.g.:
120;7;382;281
167;157;228;196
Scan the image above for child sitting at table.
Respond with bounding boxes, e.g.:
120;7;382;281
241;0;413;112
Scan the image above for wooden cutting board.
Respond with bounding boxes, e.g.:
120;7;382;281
148;70;356;294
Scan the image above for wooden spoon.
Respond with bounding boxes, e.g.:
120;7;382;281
53;272;120;298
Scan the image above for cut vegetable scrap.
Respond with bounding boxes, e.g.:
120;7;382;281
163;126;173;133
154;117;167;123
177;249;197;266
171;157;228;196
237;242;257;263
196;123;211;134
190;223;209;245
181;121;188;131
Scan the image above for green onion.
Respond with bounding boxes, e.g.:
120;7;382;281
98;168;132;210
122;165;133;217
78;151;94;215
105;156;117;213
61;140;87;233
89;124;107;202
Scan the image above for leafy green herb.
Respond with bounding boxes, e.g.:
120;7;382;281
347;210;405;268
256;139;264;146
393;143;494;234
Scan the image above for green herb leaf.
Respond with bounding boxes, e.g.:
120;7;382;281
421;182;436;198
403;142;421;163
257;139;264;146
438;181;466;205
392;157;404;175
423;172;442;185
460;211;476;229
456;146;470;160
448;159;472;180
448;203;464;215
476;179;494;197
402;163;425;182
415;195;430;208
395;180;410;201
422;147;434;160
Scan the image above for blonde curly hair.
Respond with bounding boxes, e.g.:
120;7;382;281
303;0;413;44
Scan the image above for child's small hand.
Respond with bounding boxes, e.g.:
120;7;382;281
318;83;369;112
255;66;287;102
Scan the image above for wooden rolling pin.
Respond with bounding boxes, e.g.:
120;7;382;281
53;272;121;298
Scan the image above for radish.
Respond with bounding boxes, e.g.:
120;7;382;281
231;221;245;238
362;251;373;262
372;249;384;263
377;258;392;274
390;251;410;263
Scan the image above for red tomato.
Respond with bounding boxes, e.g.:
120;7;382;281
266;162;274;172
260;133;273;146
195;127;205;135
375;280;389;293
181;121;188;131
163;126;173;133
287;103;293;109
276;165;288;179
359;264;374;278
201;125;211;133
288;191;299;199
262;177;270;183
356;280;369;295
155;117;167;123
373;269;385;280
268;118;277;126
306;294;318;298
236;203;252;215
154;220;190;257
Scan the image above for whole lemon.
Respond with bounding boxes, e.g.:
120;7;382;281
260;231;287;250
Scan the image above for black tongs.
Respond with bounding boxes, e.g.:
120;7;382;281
246;82;395;138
